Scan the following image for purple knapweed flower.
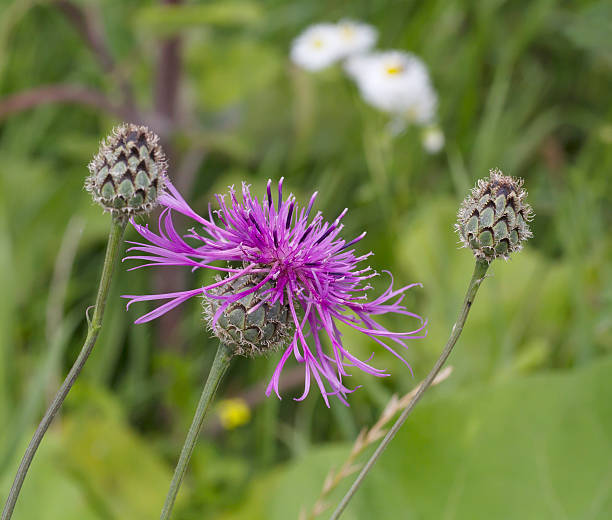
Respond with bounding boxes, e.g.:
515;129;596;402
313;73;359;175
123;178;425;406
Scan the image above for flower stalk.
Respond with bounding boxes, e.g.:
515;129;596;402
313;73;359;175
302;366;453;520
160;342;234;520
1;215;127;520
330;258;490;520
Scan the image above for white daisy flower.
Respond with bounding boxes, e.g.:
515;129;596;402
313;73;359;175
346;50;438;124
335;19;378;58
290;24;343;71
344;52;373;80
421;125;445;153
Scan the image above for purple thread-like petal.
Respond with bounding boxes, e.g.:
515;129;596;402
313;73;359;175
123;179;425;405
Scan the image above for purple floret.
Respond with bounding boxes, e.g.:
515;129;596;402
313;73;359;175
123;178;426;405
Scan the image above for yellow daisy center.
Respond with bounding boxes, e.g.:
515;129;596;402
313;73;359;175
385;64;404;75
340;25;355;39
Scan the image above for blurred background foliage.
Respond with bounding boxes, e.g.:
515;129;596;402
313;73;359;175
0;0;610;518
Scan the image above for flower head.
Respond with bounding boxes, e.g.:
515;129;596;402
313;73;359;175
345;50;438;123
123;179;425;405
421;125;445;154
86;123;167;216
290;20;377;72
204;270;294;357
335;19;378;58
456;169;533;261
218;398;251;430
290;23;344;71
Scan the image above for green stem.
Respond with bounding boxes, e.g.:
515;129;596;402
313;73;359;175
160;342;233;520
1;216;127;520
330;258;490;520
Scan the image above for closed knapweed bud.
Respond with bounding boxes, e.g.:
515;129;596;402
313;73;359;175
86;123;167;216
204;272;293;357
456;168;533;261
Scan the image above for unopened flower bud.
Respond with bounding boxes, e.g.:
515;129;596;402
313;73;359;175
204;272;293;357
456;168;533;261
421;125;445;154
86;123;167;216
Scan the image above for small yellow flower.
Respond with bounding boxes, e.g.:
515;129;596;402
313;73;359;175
218;398;251;430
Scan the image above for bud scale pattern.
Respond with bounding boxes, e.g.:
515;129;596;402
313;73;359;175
86;123;167;216
456;168;533;261
205;272;293;357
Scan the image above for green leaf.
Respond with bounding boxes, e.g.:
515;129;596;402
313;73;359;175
58;385;177;519
187;38;283;110
1;387;177;519
0;435;102;520
136;2;262;35
396;197;575;383
223;357;612;519
563;1;612;60
185;130;253;162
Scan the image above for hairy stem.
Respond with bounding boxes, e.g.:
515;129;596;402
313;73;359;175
330;258;490;519
160;342;233;520
1;216;127;520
